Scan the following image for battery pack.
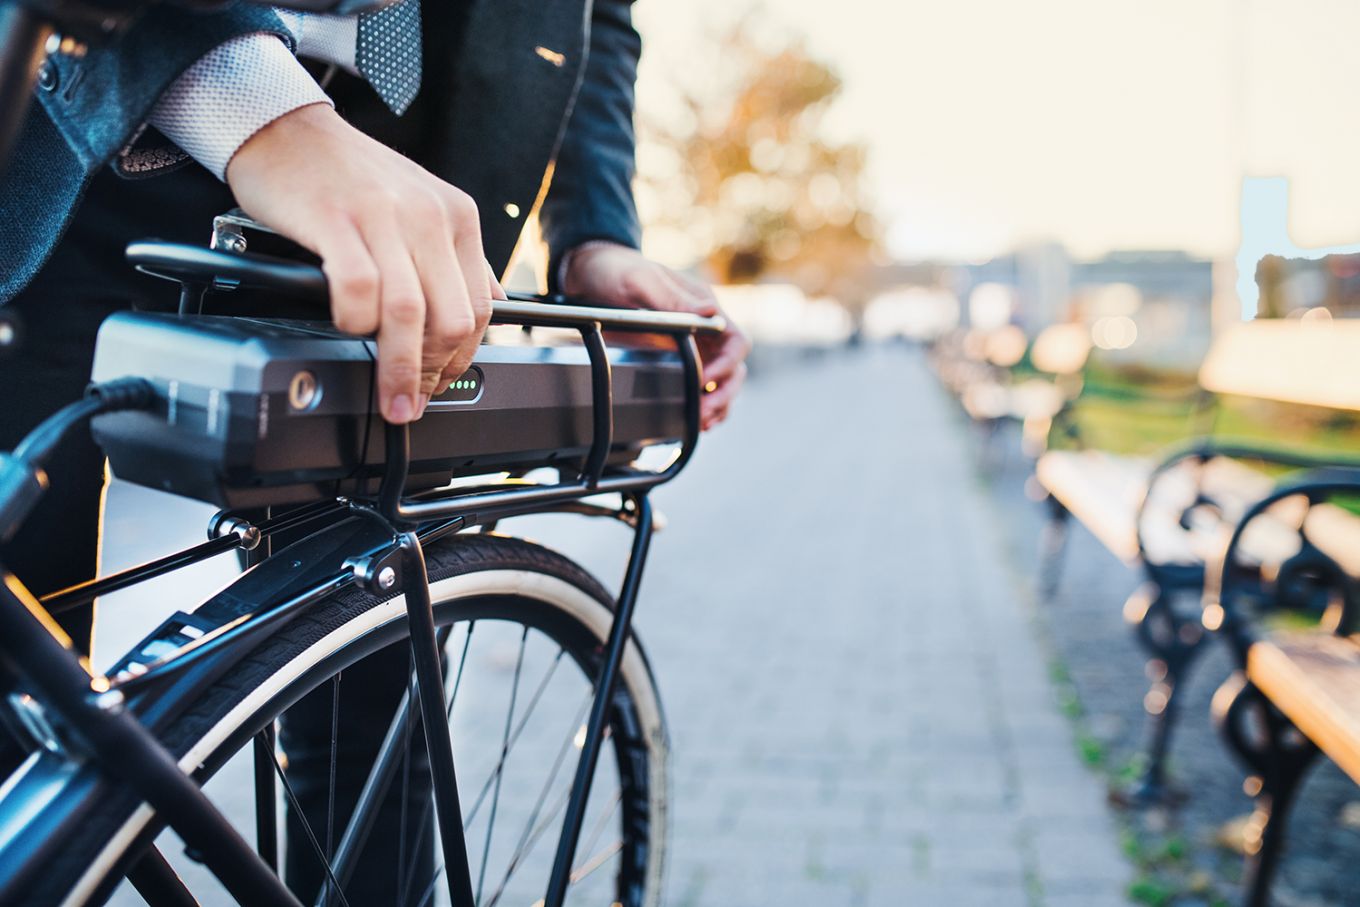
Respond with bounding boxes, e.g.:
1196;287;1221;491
89;312;686;508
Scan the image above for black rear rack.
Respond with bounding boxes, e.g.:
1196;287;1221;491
124;239;725;528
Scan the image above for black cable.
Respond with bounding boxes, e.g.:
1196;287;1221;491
1;378;157;542
13;377;156;469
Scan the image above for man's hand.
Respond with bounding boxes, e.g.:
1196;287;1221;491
226;103;504;424
563;244;749;430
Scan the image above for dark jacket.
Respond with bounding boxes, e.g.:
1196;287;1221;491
0;0;642;303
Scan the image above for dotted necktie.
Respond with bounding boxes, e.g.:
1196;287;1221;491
356;0;423;116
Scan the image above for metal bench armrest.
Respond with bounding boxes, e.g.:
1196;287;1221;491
1133;439;1360;563
1204;467;1360;662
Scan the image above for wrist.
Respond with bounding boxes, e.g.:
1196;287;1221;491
148;32;333;181
560;240;633;295
225;101;342;185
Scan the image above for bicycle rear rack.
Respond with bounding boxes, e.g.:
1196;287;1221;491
0;241;724;907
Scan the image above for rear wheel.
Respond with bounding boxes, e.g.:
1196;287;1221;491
41;534;668;906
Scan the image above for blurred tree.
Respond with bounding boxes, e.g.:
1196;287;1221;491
635;14;881;308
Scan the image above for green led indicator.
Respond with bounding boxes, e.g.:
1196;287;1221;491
441;372;482;400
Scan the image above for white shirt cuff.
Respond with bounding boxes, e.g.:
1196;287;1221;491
148;32;334;181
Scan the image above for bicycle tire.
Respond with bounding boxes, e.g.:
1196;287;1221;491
13;533;669;906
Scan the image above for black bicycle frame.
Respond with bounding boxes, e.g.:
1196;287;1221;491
0;292;718;906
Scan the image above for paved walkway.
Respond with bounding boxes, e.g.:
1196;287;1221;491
515;344;1133;906
97;344;1132;905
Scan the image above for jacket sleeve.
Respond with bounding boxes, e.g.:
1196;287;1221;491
536;0;642;289
33;4;291;171
0;4;288;303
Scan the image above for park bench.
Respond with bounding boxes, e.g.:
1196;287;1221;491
1206;464;1360;906
1035;319;1360;804
931;323;1091;464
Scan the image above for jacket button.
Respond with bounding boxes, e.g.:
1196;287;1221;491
503;203;521;219
37;61;57;92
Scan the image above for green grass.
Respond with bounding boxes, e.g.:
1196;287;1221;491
1129;876;1176;906
1051;364;1360;463
1261;609;1325;633
1076;733;1106;767
1152;835;1189;864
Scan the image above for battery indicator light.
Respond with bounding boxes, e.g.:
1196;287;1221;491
437;368;484;404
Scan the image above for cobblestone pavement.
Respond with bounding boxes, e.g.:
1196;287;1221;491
975;407;1360;907
96;343;1133;905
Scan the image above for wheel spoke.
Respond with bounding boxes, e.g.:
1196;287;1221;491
484;781;575;906
445;620;476;720
575;790;622;875
461;649;566;827
253;724;279;871
394;620;479;901
325;673;341;868
570;839;624;885
268;736;353;907
474;626;529;904
483;692;600;907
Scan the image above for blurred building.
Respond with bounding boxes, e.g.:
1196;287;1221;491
952;246;1214;367
1255;253;1360;319
1236;176;1360;321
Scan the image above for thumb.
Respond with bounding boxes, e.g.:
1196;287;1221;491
485;259;509;300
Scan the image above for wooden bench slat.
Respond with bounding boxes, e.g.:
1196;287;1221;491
1037;451;1147;564
1199;321;1360;412
1303;502;1360;580
1248;633;1360;785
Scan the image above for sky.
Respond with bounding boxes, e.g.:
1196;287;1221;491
633;0;1360;262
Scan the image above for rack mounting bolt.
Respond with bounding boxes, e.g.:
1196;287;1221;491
214;516;260;550
347;548;401;593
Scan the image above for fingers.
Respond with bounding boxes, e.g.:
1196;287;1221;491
405;193;474;405
318;219;381;336
670;269;721;316
222;109;497;425
698;325;752;390
621;265;716;316
701;361;746;430
696;317;750;431
360;218;427;423
438;189;493;392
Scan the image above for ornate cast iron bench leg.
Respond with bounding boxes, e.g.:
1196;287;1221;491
1214;674;1320;907
1114;583;1210;807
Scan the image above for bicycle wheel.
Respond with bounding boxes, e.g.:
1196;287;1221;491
21;533;668;906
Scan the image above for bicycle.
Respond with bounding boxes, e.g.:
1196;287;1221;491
0;222;723;907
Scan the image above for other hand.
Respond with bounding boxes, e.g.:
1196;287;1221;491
563;244;749;430
226;103;505;424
